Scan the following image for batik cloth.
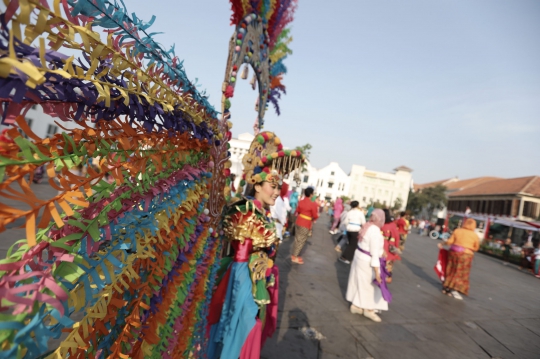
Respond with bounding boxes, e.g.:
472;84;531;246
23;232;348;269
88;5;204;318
292;225;310;256
443;250;473;295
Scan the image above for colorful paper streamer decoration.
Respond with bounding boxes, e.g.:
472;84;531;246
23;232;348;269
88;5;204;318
0;0;297;357
221;0;298;131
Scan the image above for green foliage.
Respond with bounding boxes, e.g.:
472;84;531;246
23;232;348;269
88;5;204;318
295;143;312;172
340;195;351;202
392;197;403;211
406;184;448;215
371;200;386;209
294;143;312;160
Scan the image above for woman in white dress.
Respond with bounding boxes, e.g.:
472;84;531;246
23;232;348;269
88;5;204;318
346;209;389;322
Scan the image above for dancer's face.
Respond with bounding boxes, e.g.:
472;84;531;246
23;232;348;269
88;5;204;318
254;181;280;207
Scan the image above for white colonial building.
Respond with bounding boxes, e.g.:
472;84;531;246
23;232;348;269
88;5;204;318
348;165;413;210
0;105;87;139
227;133;413;207
308;162;350;201
229;132;255;181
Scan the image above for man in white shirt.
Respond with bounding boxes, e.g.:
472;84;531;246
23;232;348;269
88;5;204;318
418;220;426;235
339;201;366;264
270;182;289;242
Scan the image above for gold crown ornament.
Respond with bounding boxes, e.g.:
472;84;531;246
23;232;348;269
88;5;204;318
235;132;305;198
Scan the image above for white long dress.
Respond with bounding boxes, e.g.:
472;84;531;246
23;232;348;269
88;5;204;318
346;225;388;311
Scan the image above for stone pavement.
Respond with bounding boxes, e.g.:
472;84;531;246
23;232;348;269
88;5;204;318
2;186;540;358
261;213;540;359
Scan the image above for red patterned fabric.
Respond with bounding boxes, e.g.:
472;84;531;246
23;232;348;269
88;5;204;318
381;223;401;262
444;251;473;295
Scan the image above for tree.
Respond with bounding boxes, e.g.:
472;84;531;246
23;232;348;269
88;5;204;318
391;197;403;211
294;143;312;172
406;184;447;215
367;199;385;209
294;143;312;161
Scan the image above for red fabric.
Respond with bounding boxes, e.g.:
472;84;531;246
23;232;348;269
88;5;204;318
295;197;319;229
232;239;253;262
261;266;279;346
381;222;401;261
434;248;448;282
280;182;289;199
395;218;407;235
240;319;262;359
207;266;232;326
444;251;473;295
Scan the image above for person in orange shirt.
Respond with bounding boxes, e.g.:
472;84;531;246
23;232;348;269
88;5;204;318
291;187;319;264
438;218;480;300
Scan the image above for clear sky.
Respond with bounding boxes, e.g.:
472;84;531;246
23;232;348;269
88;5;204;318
128;0;540;184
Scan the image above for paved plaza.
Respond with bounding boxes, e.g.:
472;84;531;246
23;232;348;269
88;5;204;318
2;184;539;358
262;214;540;359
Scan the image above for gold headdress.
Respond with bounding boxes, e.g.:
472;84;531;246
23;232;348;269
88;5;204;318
235;131;305;198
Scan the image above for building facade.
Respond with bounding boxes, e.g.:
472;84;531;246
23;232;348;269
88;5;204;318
227;133;412;206
348;165;412;210
311;162;350;201
228;132;254;180
447;176;540;221
415;176;503;220
0;106;81;139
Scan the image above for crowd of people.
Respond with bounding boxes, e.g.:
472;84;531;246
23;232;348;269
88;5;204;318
292;198;501;320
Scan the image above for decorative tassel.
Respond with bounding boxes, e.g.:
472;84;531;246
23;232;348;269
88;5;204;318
241;64;249;79
250;73;257;90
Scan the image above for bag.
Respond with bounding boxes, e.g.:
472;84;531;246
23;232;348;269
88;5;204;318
434;248;448;282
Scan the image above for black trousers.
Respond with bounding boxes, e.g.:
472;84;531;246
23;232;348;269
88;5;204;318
342;231;359;261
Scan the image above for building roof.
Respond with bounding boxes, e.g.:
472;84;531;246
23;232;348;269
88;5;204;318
445;177;502;191
413;176;501;192
394;165;413;173
413;178;454;191
449;176;540;197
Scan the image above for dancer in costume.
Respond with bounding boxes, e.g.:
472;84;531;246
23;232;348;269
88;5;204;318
381;209;401;284
207;132;304;359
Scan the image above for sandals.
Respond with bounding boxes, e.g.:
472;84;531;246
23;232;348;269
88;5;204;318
443;288;463;300
350;305;363;315
363;310;382;322
291;256;304;264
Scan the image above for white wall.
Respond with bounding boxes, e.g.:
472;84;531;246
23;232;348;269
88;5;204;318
311;162;350;201
0;106;83;139
224;132;414;208
229;132;254;178
348;165;412;210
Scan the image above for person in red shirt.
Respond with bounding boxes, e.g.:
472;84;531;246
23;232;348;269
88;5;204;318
382;209;401;283
291;187;319;264
395;211;409;251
